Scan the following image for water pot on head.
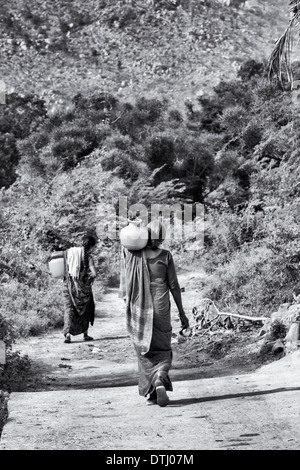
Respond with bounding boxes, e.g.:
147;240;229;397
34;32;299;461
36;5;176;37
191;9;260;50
119;218;148;251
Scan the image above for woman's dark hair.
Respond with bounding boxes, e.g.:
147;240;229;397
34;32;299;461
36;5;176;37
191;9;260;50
147;221;166;242
82;235;96;271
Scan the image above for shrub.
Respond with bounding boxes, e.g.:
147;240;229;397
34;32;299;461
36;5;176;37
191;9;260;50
0;93;46;139
0;312;32;393
100;148;148;181
0;133;18;188
72;92;118;113
146;134;175;171
0;93;47;187
168;109;183;125
0;351;32;392
114;97;165;138
237;59;265;81
52;121;100;169
0;280;64;337
242;122;263;150
270;320;287;340
202;244;278;313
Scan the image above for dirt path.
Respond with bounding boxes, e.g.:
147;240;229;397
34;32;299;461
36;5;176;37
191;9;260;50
15;288;138;391
12;280;207;392
11;270;265;392
10;284;218;392
1;272;300;450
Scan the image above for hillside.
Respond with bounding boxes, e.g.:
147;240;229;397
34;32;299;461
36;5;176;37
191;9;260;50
0;0;289;111
2;0;300;402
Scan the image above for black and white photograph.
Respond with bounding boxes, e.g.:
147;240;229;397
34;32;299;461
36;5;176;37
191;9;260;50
0;0;300;456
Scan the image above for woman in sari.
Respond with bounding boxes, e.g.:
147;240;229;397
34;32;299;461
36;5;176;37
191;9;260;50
119;220;189;407
63;234;97;344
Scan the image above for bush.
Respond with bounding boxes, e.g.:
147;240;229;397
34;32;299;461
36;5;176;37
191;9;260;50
0;133;18;188
146;133;175;173
0;351;31;392
0;93;47;187
52;121;100;169
0;312;32;394
237;59;265;81
0;280;64;338
114;97;165;138
270;320;287;340
100;148;148;181
202;244;278;313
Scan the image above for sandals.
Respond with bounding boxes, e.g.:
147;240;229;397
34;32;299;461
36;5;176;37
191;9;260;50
84;334;94;341
147;389;157;404
155;379;169;407
64;334;71;344
64;334;94;343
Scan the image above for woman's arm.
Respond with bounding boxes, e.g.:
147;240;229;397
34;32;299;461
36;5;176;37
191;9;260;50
118;247;127;300
167;253;189;329
89;256;97;277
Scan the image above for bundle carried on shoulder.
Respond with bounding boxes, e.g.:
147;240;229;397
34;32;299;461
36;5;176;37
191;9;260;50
66;246;83;278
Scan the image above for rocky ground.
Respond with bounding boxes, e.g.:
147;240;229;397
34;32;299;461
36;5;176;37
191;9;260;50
0;0;289;112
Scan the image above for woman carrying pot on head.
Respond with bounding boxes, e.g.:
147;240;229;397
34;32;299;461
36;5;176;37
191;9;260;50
119;219;189;407
63;234;97;344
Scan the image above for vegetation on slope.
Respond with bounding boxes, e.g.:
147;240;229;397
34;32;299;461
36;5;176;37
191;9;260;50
1;0;299;391
0;0;288;109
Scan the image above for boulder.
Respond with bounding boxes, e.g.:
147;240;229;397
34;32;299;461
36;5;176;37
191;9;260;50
258;303;300;357
285;321;300;354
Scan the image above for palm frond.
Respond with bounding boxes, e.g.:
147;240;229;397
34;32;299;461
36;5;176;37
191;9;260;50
268;0;300;87
268;27;293;86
